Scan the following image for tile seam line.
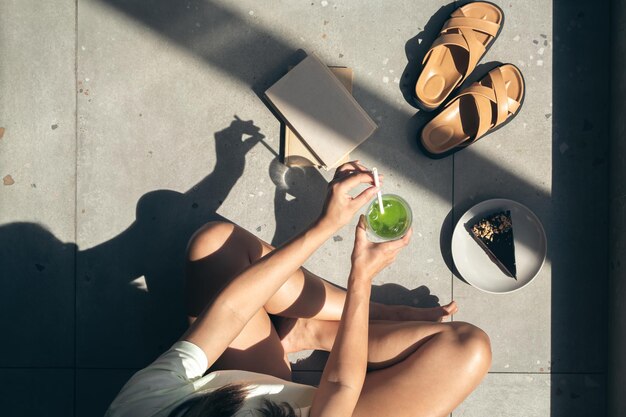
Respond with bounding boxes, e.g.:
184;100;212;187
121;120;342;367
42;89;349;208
487;371;605;375
450;87;457;417
451;152;455;319
73;0;78;415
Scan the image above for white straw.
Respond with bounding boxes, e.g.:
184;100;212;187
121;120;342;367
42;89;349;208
372;167;384;214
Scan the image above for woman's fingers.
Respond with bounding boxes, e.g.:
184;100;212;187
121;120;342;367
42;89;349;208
337;171;375;192
335;160;366;175
333;162;386;189
353;161;369;172
335;160;359;172
352;185;379;207
321;162;390;231
334;161;383;179
380;228;413;251
355;214;368;240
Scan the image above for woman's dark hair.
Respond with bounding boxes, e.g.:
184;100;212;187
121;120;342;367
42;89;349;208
258;398;297;417
169;383;298;417
169;384;247;417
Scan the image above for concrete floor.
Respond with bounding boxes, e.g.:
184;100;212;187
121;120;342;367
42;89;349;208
0;0;609;416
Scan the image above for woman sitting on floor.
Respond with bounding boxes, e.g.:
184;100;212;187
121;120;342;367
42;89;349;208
106;161;491;417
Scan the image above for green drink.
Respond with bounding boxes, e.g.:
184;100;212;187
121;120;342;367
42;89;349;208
366;194;412;242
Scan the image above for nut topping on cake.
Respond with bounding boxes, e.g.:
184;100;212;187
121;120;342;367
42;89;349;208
471;213;512;242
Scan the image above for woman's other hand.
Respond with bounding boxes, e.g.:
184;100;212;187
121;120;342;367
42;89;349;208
318;161;380;231
350;214;412;281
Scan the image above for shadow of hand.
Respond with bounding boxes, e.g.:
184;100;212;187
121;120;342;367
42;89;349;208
232;114;265;148
213;115;266;177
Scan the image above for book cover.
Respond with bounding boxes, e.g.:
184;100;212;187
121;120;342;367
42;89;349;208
284;66;354;170
265;54;377;168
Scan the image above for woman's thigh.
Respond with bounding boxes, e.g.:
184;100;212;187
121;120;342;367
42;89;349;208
185;221;268;318
352;322;491;417
185;221;291;380
204;308;292;380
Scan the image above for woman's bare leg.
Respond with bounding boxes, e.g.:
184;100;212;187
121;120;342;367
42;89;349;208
185;221;292;379
186;221;489;414
186;221;456;323
183;221;449;378
354;321;491;417
208;307;292;380
291;318;491;416
185;221;489;414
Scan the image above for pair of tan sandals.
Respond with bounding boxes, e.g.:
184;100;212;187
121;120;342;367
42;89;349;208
416;1;525;156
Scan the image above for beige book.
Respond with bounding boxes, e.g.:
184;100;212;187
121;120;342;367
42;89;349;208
265;54;377;168
284;67;353;169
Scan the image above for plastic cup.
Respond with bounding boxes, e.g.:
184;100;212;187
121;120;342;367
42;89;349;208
366;194;413;242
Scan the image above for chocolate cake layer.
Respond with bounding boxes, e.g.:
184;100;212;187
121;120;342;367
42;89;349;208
466;211;517;279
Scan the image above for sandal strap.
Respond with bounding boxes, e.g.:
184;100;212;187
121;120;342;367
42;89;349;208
489;67;510;125
422;29;485;77
442;12;499;71
450;67;522;143
422;32;471;65
457;26;487;72
422;13;500;82
457;85;521;119
443;16;500;38
472;95;495;141
426;32;468;51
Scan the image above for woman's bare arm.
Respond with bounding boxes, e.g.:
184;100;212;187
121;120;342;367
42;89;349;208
310;216;412;417
182;163;379;369
182;219;333;365
310;270;371;417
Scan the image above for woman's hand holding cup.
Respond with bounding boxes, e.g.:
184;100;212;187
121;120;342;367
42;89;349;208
318;161;381;232
350;214;412;281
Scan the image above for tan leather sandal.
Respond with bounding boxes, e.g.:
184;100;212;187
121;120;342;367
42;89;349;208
415;1;504;111
420;64;525;155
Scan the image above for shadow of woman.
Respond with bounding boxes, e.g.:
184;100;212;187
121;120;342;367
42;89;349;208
0;116;268;369
79;116;269;366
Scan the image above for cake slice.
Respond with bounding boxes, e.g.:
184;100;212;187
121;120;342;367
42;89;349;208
466;211;517;279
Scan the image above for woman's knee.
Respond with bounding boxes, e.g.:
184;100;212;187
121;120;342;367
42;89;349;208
448;322;492;373
185;221;256;318
186;221;237;261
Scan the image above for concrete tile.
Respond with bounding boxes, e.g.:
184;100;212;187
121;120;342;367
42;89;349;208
455;374;548;416
0;368;74;416
451;0;553;373
76;368;137;417
0;0;76;234
0;0;76;367
455;373;605;417
453;275;552;373
75;0;284;368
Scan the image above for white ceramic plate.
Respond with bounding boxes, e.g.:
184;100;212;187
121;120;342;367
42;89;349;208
451;199;547;294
